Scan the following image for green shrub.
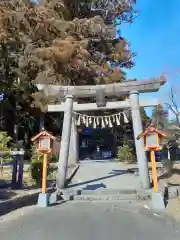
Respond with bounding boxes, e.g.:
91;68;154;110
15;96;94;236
31;160;43;185
0;132;12;178
49;155;58;163
0;131;12;157
117;143;134;164
30;145;58;184
30;144;43;184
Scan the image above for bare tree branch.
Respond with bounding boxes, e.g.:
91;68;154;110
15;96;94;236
164;86;180;127
170;87;179;114
164;103;178;115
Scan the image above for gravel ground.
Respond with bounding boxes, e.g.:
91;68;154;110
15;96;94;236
166;197;180;222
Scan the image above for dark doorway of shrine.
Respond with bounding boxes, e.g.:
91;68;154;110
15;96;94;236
78;123;134;160
79;127;115;160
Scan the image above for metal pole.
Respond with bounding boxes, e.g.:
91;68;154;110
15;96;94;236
56;95;73;189
130;91;150;189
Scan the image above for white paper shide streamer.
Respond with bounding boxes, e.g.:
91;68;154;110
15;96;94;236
93;118;97;128
76;115;81;126
101;117;105;128
108;117;113;128
122;112;129;123
115;114;120;126
74;110;130;129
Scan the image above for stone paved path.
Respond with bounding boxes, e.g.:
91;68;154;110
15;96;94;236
0;201;179;240
68;160;142;191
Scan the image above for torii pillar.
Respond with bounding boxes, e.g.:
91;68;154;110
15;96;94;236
130;91;150;189
68;116;79;166
56;95;74;189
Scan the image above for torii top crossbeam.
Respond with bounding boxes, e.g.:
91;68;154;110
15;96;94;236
36;76;166;99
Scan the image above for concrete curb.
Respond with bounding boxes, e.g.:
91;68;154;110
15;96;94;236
59;188;152;201
0;187;54;217
59;186;180;202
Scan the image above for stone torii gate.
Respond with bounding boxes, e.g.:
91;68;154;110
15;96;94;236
36;76;166;190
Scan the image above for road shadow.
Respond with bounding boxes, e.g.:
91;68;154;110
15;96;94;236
0;189;17;200
0;180;12;189
83;183;107;190
164;186;169;207
110;169;134;174
0;193;39;217
66;165;80;187
172;168;180;175
95;159;117;163
158;172;172;181
67;169;129;188
167;183;180;187
157;168;180;181
0;188;55;217
127;167;164;174
24;180;56;190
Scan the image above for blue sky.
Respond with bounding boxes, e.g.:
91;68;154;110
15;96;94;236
121;0;180;117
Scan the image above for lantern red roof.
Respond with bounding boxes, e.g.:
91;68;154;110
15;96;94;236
31;130;56;142
137;126;166;140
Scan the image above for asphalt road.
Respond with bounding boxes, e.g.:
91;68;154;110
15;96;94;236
0;201;179;240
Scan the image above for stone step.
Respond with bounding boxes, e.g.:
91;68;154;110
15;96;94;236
81;189;138;196
73;194;143;201
67;199;143;204
60;188;152;201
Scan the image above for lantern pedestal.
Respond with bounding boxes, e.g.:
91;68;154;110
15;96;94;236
37;193;49;207
151;191;165;210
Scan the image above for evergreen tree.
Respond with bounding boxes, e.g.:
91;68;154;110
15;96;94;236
0;0;136;137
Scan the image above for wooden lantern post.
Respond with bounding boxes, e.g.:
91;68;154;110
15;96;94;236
42;153;48;193
31;131;56;197
150;150;158;192
137;126;166;192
